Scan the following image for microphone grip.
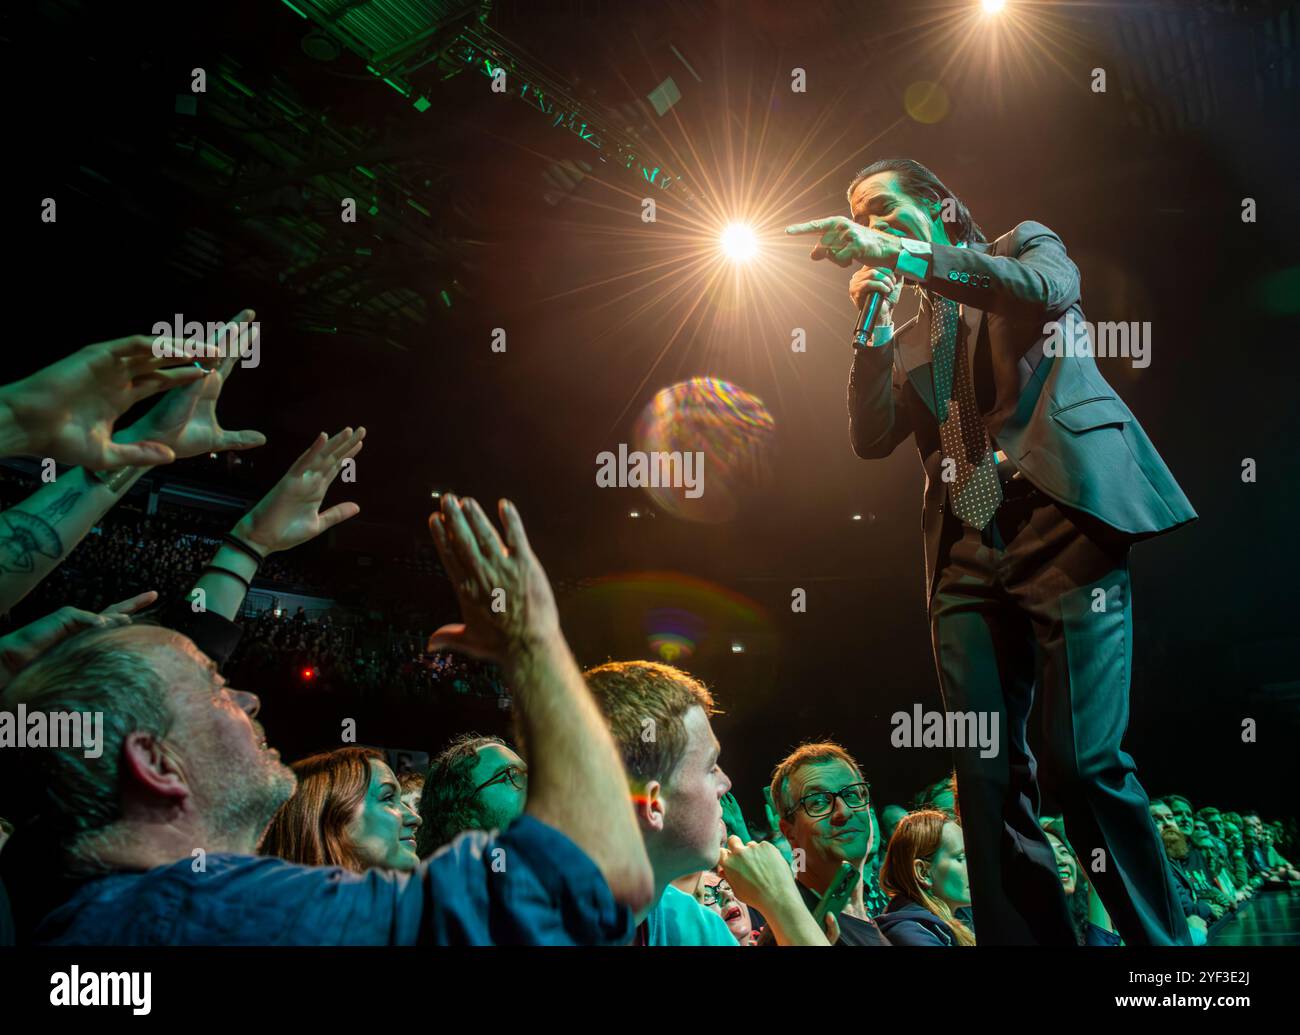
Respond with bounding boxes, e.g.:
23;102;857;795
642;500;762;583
852;291;883;348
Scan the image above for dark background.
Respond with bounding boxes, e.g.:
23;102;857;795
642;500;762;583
7;0;1299;822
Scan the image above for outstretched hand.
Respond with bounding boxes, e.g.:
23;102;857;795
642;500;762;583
0;335;210;470
785;216;901;269
426;494;560;663
0;589;158;690
117;309;267;461
233;427;365;555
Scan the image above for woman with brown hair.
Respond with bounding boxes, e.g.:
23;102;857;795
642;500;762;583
259;747;422;872
875;809;976;946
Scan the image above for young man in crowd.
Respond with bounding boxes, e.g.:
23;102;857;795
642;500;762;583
583;660;831;946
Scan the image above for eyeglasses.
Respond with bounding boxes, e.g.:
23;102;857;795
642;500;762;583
472;764;527;796
787;782;871;820
698;879;735;908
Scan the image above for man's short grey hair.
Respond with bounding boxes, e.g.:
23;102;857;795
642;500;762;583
0;625;173;875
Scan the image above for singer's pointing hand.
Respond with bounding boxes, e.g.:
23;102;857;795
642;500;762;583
785;216;901;268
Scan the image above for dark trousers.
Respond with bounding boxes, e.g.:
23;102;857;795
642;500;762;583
928;481;1189;946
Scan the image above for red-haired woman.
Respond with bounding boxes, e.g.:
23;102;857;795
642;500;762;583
876;809;976;946
259;747;422;872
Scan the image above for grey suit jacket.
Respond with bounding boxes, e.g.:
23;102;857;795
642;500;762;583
847;220;1196;601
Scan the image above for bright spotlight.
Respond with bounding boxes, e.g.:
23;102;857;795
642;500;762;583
982;0;1006;13
720;223;758;262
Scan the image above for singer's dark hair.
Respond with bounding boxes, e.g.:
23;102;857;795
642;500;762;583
847;158;987;245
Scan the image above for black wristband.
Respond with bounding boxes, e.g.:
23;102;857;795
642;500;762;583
203;564;251;592
222;533;266;567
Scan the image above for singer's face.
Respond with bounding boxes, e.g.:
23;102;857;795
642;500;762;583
849;172;937;244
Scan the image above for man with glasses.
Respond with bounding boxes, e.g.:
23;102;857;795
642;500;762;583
417;733;528;855
770;741;891;946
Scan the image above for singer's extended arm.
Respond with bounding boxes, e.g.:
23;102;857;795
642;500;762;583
789;216;1080;346
909;221;1079;327
847;331;918;460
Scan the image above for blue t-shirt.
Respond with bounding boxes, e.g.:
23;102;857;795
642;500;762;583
641;884;737;946
35;816;632;946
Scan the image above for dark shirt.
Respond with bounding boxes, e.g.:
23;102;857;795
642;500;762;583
35;816;631;946
876;895;959;946
795;881;890;946
1086;922;1122;947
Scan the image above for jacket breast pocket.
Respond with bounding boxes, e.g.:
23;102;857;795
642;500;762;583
1050;395;1132;433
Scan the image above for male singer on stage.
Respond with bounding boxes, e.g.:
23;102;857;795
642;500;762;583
787;158;1196;945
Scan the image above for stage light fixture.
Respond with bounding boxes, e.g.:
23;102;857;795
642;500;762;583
720;223;758;262
982;0;1006;13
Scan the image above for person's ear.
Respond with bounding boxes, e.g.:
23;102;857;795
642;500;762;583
636;780;665;834
913;857;932;889
121;731;189;804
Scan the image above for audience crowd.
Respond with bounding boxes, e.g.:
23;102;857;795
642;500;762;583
0;320;1295;947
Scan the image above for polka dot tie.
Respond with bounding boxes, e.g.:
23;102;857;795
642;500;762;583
929;292;1002;529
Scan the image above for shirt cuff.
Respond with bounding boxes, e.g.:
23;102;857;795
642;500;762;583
893;237;931;282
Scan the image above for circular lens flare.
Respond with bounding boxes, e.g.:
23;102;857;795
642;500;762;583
720;223;758;262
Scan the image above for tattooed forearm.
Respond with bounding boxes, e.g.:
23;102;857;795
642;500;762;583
39;489;83;524
0;490;84;574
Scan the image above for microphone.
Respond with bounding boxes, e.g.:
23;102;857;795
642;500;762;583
851;268;896;348
851;291;884;349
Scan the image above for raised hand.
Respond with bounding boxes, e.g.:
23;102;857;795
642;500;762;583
426;494;560;663
785;216;901;269
0;336;210;470
763;785;796;866
721;791;753;844
232;428;365;555
117;309;267;460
